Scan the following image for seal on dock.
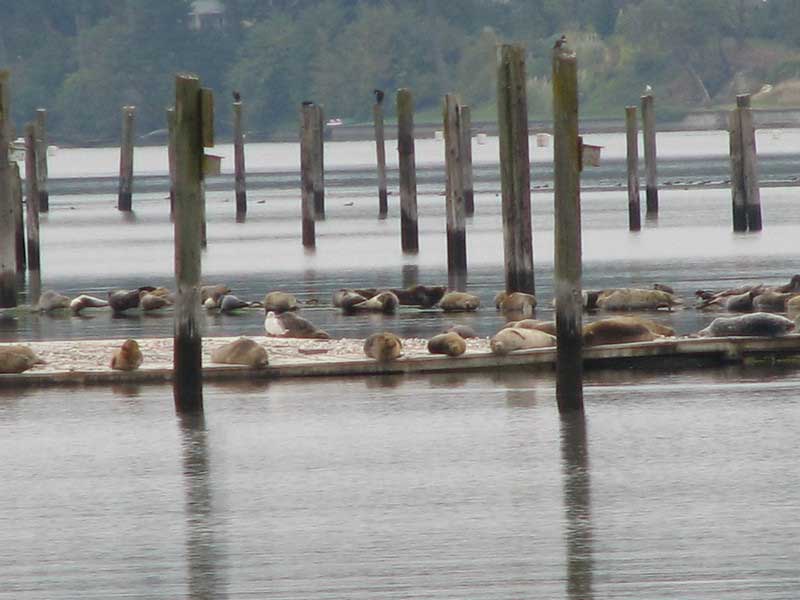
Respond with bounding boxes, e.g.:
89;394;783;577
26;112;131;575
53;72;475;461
583;316;673;346
333;289;368;312
108;289;142;314
427;332;467;357
200;284;231;304
0;345;45;374
219;294;251;314
364;332;403;361
264;311;329;339
37;290;70;312
504;319;557;336
110;339;143;371
350;291;399;314
438;291;481;312
497;292;537;316
698;313;796;337
595;288;681;311
753;291;798;313
263;291;299;313
70;294;109;315
140;290;171;312
390;285;447;308
210;337;269;368
490;328;555;355
442;324;478;339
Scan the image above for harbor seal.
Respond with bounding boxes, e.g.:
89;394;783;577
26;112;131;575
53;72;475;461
442;324;478;339
697;289;756;312
390;285;447;307
333;289;368;311
140;290;171;312
427;332;467;357
753;291;797;313
110;339;143;371
200;284;231;304
350;291;399;314
363;332;403;361
438;291;481;312
108;289;142;314
504;319;557;336
596;288;681;311
210;337;269;367
490;328;555;355
264;311;329;339
583;316;672;347
37;290;70;312
263;291;299;313
698;313;796;337
787;295;800;316
0;345;45;373
219;294;251;313
498;292;537;316
70;294;109;315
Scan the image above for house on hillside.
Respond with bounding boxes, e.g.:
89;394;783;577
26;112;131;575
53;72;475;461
188;0;226;31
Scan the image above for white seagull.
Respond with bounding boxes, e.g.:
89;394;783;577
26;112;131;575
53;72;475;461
264;311;287;337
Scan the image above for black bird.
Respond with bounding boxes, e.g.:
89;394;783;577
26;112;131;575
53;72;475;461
302;100;314;107
232;90;241;102
373;88;385;104
554;34;567;49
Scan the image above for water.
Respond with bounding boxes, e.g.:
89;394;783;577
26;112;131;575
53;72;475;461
2;130;800;598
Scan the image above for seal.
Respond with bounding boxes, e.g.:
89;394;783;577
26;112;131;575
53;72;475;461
787;295;800;316
390;285;447;308
505;319;557;336
490;328;555;355
333;289;368;312
773;274;800;293
363;332;403;361
37;290;70;312
140;290;171;312
70;294;109;315
442;324;478;339
200;284;231;304
698;313;796;337
753;291;797;313
438;291;481;312
427;332;467;357
219;294;251;314
583;316;672;347
263;291;299;313
498;292;537;316
108;289;142;314
110;339;143;371
210;337;269;367
264;311;329;339
351;291;399;314
596;288;681;311
0;345;45;373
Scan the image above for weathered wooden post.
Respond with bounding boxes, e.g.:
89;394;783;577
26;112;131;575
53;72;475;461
0;70;16;308
233;96;247;221
300;102;316;248
625;106;641;231
497;44;535;295
738;94;762;231
640;92;658;216
372;89;388;218
199;89;212;249
118;105;135;211
397;88;419;253
24;123;41;279
729;107;746;232
173;74;209;413
443;94;467;291
312;104;325;219
34;109;49;213
11;162;25;274
460;104;475;216
167;107;177;221
553;39;584;414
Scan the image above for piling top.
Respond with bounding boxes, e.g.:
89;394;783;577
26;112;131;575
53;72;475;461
736;94;751;108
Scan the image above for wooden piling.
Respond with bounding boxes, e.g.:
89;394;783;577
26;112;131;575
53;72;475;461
34;109;49;213
167;107;176;222
443;94;467;291
0;70;16;308
312;104;325;220
729;109;747;232
118;105;135;211
460;104;475;216
373;93;388;218
640;93;658;216
737;94;762;231
625;106;641;231
173;74;205;413
11;162;25;274
233;99;247;221
300;103;316;248
496;44;535;295
24;122;41;275
397;88;419;254
552;41;584;414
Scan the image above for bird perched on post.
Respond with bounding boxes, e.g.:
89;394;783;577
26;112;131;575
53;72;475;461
232;90;241;102
373;89;385;104
302;100;314;107
554;34;567;49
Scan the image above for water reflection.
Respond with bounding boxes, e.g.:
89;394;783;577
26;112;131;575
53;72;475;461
178;411;228;599
559;412;594;600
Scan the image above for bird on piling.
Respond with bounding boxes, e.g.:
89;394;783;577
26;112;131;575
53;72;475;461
233;90;241;102
554;34;567;49
302;100;314;107
373;89;385;104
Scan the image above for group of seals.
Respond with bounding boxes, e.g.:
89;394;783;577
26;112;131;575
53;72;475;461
696;275;800;314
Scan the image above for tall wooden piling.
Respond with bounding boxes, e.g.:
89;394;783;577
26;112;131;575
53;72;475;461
738;94;762;231
312;104;325;219
552;41;584;414
443;94;467;291
24;122;41;275
0;70;16;308
497;44;535;295
34;109;49;213
118;105;135;211
640;92;658;215
233;98;247;221
729;109;746;231
397;88;419;254
625;106;641;231
460;104;475;216
11;163;25;274
373;91;388;218
300;103;316;248
173;74;206;413
167;107;176;221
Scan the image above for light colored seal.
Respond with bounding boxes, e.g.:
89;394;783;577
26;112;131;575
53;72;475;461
264;311;329;339
200;284;231;304
363;332;403;361
583;316;672;347
140;290;171;312
110;339;143;371
263;291;299;313
439;291;481;312
753;291;797;313
351;291;399;314
504;319;557;336
70;294;109;315
37;290;70;312
787;295;800;316
490;328;555;355
333;289;368;311
0;345;45;373
498;292;537;316
210;337;268;368
698;313;796;337
427;332;467;357
442;324;478;339
596;288;682;311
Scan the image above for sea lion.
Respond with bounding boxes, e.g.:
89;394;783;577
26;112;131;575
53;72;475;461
350;291;399;314
210;337;269;368
108;289;141;313
498;292;537;316
37;290;70;312
139;290;171;312
109;339;143;371
200;284;231;304
219;294;250;313
490;328;555;355
427;332;467;357
505;319;558;336
264;311;329;339
753;291;797;313
333;289;367;311
70;294;109;315
390;285;447;308
263;291;299;313
698;313;796;337
0;345;45;373
439;291;481;312
363;332;403;361
442;324;478;339
583;316;672;347
596;288;681;311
